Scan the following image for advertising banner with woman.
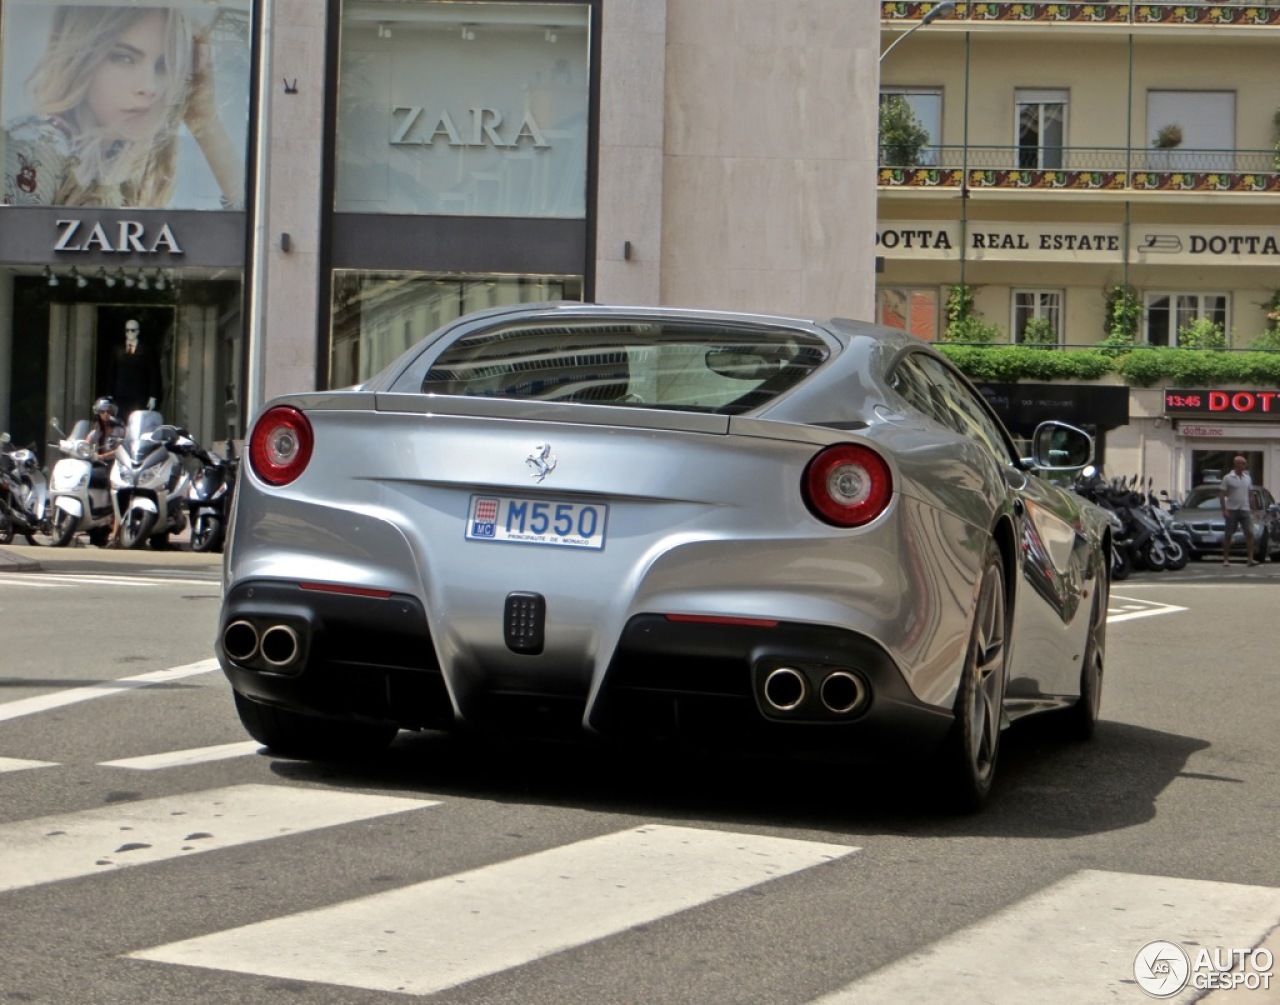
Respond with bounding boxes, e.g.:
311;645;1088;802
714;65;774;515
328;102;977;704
1;2;250;210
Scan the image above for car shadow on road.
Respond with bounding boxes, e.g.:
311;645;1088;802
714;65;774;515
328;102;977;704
265;716;1209;839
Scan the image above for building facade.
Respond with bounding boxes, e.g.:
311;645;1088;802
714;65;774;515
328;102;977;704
878;0;1280;493
0;0;879;456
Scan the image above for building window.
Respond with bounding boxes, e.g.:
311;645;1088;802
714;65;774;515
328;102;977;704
1146;91;1234;172
1016;89;1066;169
1012;290;1062;345
329;271;583;387
879;88;942;166
1144;293;1228;347
876;287;939;341
335;1;591;218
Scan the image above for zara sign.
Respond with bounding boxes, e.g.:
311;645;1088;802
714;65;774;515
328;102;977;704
53;219;183;255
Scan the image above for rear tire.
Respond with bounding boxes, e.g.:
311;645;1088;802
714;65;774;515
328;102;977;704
51;509;78;548
233;691;398;760
0;515;12;544
937;542;1008;812
1067;576;1107;739
119;508;156;549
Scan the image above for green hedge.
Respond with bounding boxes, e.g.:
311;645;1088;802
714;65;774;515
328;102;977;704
936;344;1280;387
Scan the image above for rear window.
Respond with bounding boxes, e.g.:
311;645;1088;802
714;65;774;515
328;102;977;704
420;320;830;414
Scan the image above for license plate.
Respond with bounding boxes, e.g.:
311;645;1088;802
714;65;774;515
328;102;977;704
466;495;608;550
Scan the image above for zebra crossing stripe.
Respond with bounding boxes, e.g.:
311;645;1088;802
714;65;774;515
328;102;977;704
0;784;435;894
131;824;858;996
808;870;1280;1004
0;757;57;774
99;740;263;770
0;659;219;724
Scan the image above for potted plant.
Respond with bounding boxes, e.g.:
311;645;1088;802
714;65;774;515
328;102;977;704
1153;123;1183;149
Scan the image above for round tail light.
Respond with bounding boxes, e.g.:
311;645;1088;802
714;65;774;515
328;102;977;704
249;405;313;486
803;444;892;527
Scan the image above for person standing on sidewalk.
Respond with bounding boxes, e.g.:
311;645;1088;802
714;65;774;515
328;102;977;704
1220;454;1257;566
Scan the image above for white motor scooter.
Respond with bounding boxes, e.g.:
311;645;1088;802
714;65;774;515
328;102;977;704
48;417;115;548
110;409;194;549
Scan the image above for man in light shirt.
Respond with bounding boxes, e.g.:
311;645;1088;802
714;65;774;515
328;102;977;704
1219;454;1257;566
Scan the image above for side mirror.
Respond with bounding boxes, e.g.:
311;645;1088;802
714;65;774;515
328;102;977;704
1028;420;1094;471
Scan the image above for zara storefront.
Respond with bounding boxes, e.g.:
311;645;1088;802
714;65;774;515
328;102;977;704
324;0;594;389
0;0;599;454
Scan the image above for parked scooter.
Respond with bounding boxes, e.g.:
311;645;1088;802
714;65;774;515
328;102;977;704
47;417;115;548
0;431;52;545
109;410;195;549
1073;467;1132;581
1146;482;1190;571
178;439;238;553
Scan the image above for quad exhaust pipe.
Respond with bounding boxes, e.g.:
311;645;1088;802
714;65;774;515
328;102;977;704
763;667;807;711
221;620;302;670
260;625;301;669
819;670;866;714
222;620;260;663
762;666;869;717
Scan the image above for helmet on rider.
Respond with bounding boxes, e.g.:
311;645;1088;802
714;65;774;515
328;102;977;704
93;396;118;418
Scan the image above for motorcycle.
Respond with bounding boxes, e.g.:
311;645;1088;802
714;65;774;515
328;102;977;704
110;410;195;549
178;438;238;553
0;431;53;546
47;418;116;548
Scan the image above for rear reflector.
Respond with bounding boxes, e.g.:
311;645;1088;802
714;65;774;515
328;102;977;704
299;582;393;599
665;614;779;628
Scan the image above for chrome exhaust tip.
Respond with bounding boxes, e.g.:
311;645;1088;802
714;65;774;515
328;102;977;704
819;670;867;715
763;667;807;712
222;620;260;663
260;624;301;669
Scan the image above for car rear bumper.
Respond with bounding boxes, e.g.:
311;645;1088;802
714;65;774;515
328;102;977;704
218;580;955;757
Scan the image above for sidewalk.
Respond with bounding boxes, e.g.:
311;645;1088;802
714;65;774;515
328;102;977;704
0;541;221;574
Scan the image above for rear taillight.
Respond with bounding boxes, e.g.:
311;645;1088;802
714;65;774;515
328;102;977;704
803;444;892;527
249;406;313;487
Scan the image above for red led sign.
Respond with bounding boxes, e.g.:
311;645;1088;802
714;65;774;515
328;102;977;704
1164;389;1280;418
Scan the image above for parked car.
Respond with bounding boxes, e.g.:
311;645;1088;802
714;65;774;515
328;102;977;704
218;304;1111;810
1172;483;1280;561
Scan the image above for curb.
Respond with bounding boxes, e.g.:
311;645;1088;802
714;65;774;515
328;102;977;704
0;547;41;573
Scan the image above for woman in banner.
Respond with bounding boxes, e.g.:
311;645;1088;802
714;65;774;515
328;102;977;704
2;6;243;209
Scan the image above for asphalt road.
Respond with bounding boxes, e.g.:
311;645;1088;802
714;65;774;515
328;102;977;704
0;544;1277;1004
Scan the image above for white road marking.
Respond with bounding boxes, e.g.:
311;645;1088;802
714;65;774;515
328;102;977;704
0;757;57;774
0;572;219;589
0;784;435;894
99;741;263;770
132;824;858;996
0;659;220;724
809;870;1280;1005
1107;595;1187;622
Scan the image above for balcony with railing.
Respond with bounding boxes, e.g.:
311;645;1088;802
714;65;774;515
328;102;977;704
880;145;1280;193
882;1;1280;28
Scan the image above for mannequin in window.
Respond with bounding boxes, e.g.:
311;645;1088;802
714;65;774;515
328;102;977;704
107;318;162;419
